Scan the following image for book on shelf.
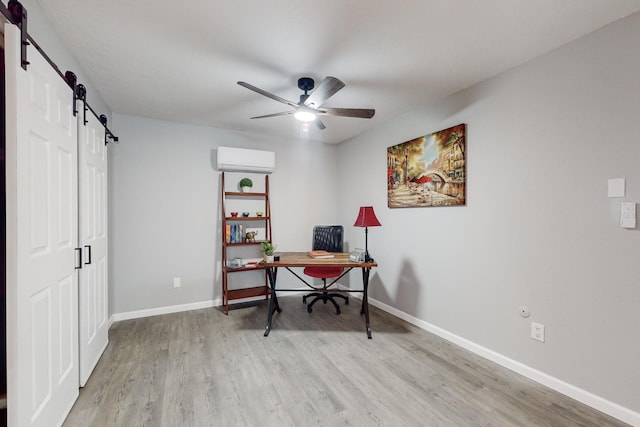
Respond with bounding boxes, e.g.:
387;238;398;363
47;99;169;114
307;250;335;259
227;224;245;244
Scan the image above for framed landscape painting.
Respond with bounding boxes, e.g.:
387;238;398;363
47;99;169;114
387;124;466;208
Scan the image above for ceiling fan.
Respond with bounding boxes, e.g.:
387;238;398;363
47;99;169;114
237;76;375;130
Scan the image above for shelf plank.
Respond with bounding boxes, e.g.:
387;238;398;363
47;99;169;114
226;216;269;221
224;191;268;197
224;266;265;273
228;286;269;300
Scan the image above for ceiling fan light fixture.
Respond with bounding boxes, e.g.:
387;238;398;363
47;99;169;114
238;76;375;130
294;110;316;122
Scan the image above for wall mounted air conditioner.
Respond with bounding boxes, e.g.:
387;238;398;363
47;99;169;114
216;146;276;173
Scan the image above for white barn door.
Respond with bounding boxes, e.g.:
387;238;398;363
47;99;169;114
5;24;79;426
77;101;109;387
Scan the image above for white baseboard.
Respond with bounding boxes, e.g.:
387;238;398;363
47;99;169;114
366;297;640;427
107;289;313;325
110;299;218;323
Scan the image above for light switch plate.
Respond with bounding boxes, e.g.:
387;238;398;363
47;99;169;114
620;202;636;228
608;178;625;198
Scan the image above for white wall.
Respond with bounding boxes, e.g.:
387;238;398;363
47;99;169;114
109;114;339;315
338;11;640;420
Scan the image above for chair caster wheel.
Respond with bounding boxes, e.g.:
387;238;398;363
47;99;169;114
345;298;349;305
307;306;312;313
336;308;341;315
302;296;307;303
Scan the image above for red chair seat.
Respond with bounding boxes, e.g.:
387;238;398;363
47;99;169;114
303;267;343;279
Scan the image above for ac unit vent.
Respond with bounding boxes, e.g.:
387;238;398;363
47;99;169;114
216;146;276;173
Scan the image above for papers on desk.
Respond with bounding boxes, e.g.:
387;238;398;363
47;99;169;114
307;250;335;259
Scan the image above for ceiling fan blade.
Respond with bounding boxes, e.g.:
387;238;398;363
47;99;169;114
250;110;295;119
238;81;298;108
317;107;375;119
304;76;345;108
315;119;326;130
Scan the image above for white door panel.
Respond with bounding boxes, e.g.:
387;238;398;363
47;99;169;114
5;24;79;427
77;101;109;387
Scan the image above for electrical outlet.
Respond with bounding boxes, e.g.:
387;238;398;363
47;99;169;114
173;277;181;288
531;322;545;342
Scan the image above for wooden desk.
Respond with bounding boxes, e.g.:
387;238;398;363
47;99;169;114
261;252;378;338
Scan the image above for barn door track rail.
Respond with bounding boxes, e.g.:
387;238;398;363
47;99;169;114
1;0;119;144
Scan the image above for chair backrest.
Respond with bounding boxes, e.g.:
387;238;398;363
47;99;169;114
312;225;343;252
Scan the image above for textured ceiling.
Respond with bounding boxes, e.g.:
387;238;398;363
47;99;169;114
35;0;640;144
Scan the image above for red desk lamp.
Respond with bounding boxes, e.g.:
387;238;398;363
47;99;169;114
353;206;381;262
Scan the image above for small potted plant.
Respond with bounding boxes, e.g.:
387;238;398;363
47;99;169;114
260;241;275;262
239;177;253;192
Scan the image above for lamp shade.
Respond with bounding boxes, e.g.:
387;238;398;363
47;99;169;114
353;206;381;227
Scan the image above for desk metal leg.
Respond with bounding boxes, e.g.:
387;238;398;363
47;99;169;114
362;267;372;339
264;266;281;337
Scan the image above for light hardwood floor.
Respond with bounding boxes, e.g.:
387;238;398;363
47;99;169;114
64;296;628;427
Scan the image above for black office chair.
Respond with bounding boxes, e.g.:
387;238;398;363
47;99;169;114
302;225;349;314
